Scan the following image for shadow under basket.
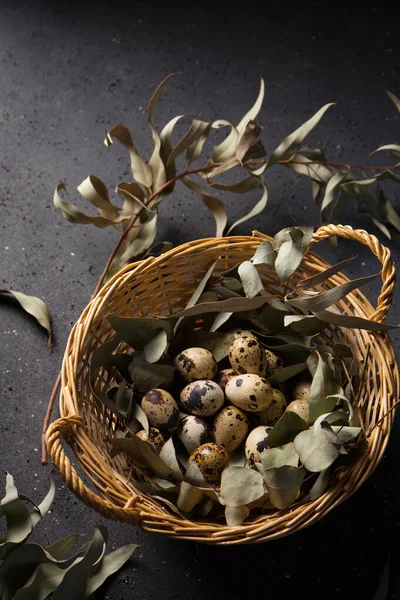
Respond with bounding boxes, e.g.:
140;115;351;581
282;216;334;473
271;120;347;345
46;224;399;545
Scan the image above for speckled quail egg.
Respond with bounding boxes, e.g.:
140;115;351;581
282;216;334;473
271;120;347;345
174;347;217;383
187;443;229;484
229;336;267;377
227;328;257;340
286;399;309;422
245;426;273;464
252;389;287;426
136;427;165;453
264;349;285;377
213;368;236;392
293;379;312;401
176;415;214;454
225;374;272;412
180;380;224;417
213;405;249;452
141;389;180;432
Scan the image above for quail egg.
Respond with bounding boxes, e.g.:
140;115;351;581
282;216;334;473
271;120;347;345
141;389;180;432
187;443;229;484
176;415;214;454
180;380;224;417
227;328;257;340
229;336;267;377
225;374;272;412
253;389;287;426
245;426;273;464
213;368;236;392
286;399;309;422
174;347;217;383
213;405;249;452
293;379;312;401
136;427;165;453
264;349;285;376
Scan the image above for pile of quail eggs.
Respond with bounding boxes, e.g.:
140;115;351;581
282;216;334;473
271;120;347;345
136;329;311;487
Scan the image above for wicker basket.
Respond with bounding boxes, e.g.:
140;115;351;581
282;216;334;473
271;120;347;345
46;224;399;545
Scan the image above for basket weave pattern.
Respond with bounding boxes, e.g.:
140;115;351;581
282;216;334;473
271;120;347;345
46;225;399;544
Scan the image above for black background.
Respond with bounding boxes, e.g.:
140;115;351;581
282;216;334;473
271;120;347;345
1;1;399;598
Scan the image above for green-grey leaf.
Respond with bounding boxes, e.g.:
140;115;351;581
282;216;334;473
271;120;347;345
0;474;32;549
330;425;361;443
0;290;52;348
45;534;81;560
313;309;400;332
0;544;54;599
108;435;173;478
274;240;303;283
320;172;347;220
29;479;55;527
104;124;153;189
85;544;138;597
227;182;268;234
170;294;273;319
210;176;262;194
263;466;305;509
260;443;299;469
211;120;239;163
128;355;175;393
308;351;339;423
224;505;250;527
268;362;307;384
168;119;210;165
144;329;168;363
373;558;390;600
220;467;264;507
159;438;183;481
267;412;309;448
131;402;149;435
297;256;357;289
284;315;326;336
77;175;119;219
54;183;126;228
210;311;232;332
115;381;132;418
181;176;227;237
236;78;265;139
385;89;400;113
268;104;335;167
186;123;212;165
252;240;276;266
273;226;313;252
309;467;331;500
238;261;264;298
294;427;339;472
288;272;379;313
177;482;203;512
115;182;149;215
107;316;174;350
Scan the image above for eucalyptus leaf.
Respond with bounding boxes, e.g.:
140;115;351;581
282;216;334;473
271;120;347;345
238;261;264;298
220;467;265;507
330;425;361;443
170;294;273;319
54;183;126;228
309;467;331;500
0;474;33;550
29;479;55;527
107;316;174;350
227;183;268;234
308;351;339;423
0;544;53;599
159;438;184;481
182;176;227;237
85;544;138;597
210;176;262;194
313;309;400;332
186;123;212;165
131;402;149;435
275;240;303;283
251;240;276;266
116;182;149;215
296;256;357;289
224;505;250;527
104;124;153;189
386;89;400;112
108;435;173;479
0;290;52;348
115;381;132;418
260;443;299;469
320;172;347;220
284;315;326;336
77;175;119;218
221;277;243;293
263;466;305;509
267;411;309;448
45;535;81;561
268;362;307;384
144;329;168;363
268;103;334;167
210;311;233;332
168;119;210;165
177;482;203;512
288;272;379;313
294;427;339;472
211;120;239;163
129;354;175;393
236;78;265;139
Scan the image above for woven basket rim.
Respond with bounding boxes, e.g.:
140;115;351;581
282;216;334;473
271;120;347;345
46;224;399;544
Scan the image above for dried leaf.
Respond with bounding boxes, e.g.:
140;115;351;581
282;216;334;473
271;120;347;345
182;176;227;237
115;381;132;418
128;354;175;393
159;438;184;481
294;427;339;472
210;311;232;332
54;183;126;228
0;474;32;553
268;103;335;167
313;309;400;332
144;329;168;363
288;272;379;313
186;123;212;165
211;120;239;163
131;402;149;435
177;482;203;512
45;535;81;561
236;78;265;139
296;256;357;289
85;544;138;597
210;177;262;194
267;412;309;448
0;290;52;348
107;316;174;350
263;466;305;509
104;124;153;189
309;467;331;500
170;294;273;319
77;175;119;219
108;436;173;479
371;143;400;157
284;315;326;336
308;351;339;423
227;182;268;234
385;89;400;113
373;558;390;600
320;172;347;221
224;505;250;527
220;467;265;507
260;443;299;469
268;362;307;384
238;261;264;298
273;227;313;283
251;240;276;266
115;182;150;215
168;119;210;165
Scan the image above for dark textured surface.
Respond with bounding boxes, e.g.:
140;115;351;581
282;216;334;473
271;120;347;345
1;1;400;598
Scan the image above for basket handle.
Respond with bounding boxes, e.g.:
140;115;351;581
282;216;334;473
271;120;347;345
310;224;395;323
45;416;140;525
